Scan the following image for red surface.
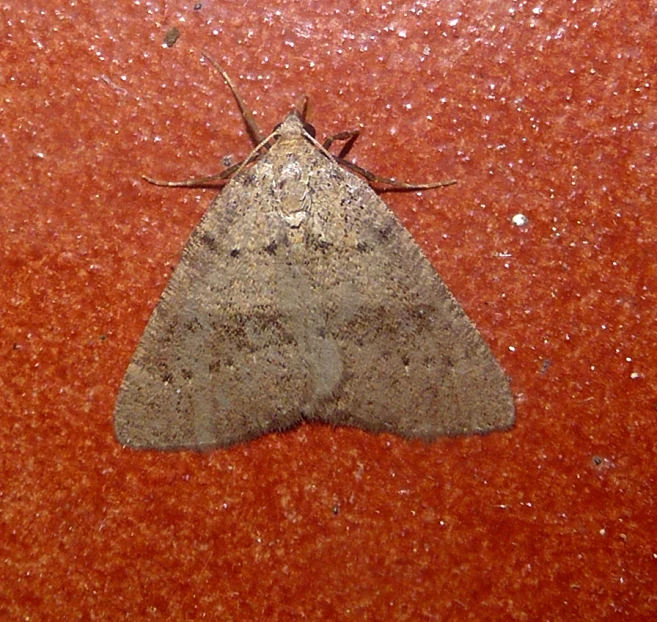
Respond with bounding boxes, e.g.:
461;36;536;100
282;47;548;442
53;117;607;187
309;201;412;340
2;1;656;619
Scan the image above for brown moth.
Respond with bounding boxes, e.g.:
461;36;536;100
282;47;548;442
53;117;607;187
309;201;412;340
114;54;514;450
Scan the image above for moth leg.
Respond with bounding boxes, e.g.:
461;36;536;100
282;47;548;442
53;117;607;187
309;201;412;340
325;129;456;190
337;157;457;191
142;162;242;187
323;129;360;159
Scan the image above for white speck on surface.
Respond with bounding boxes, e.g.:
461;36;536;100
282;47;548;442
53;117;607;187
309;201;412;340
512;213;529;227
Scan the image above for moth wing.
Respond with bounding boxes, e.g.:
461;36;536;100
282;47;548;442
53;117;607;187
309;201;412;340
115;141;514;450
114;160;316;449
300;159;515;438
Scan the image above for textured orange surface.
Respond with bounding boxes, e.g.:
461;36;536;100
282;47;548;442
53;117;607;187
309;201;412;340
2;1;656;620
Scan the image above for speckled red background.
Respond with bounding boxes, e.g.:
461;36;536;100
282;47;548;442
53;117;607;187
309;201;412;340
2;1;655;619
